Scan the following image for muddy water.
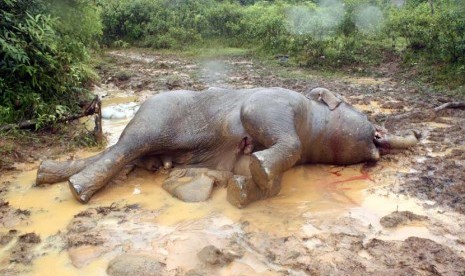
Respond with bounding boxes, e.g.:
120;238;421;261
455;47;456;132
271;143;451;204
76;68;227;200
5;157;461;275
3;162;373;275
101;93;138;146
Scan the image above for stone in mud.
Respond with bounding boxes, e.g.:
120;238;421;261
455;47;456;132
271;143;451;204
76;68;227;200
163;174;214;202
379;211;428;228
106;254;166;276
197;245;239;266
162;168;233;202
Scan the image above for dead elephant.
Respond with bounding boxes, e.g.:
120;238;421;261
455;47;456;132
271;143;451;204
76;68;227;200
36;87;419;208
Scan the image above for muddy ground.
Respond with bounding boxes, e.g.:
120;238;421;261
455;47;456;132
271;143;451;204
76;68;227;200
0;48;465;275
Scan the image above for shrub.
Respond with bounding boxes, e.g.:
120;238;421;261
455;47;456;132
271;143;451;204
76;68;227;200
0;0;100;128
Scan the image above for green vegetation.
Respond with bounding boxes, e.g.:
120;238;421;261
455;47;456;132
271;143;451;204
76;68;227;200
99;0;465;86
1;0;464;129
0;0;101;128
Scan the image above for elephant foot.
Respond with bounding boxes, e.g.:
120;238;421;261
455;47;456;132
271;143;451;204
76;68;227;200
68;178;90;203
250;153;275;191
227;175;281;208
68;164;136;203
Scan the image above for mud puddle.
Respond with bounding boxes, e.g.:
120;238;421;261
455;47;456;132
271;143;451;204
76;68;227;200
3;159;465;275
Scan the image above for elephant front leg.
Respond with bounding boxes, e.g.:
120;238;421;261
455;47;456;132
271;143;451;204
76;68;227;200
241;104;303;193
226;140;300;208
227;175;281;208
249;140;301;191
68;143;147;203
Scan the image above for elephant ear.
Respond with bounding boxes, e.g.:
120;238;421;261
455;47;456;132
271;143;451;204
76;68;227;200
303;87;326;101
320;90;342;110
303;87;343;110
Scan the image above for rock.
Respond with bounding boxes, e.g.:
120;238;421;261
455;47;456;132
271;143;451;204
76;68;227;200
162;168;233;202
107;254;166;276
163;174;214;202
380;211;428;228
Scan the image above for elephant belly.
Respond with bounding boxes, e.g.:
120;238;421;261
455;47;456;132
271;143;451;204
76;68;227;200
165;111;253;172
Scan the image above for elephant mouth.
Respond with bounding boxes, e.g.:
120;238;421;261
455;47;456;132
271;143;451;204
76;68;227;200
374;133;389;149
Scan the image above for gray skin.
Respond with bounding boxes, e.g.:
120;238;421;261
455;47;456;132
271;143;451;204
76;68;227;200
36;87;419;207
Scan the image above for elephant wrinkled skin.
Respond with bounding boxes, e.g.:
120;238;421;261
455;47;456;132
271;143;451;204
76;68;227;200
36;87;419;208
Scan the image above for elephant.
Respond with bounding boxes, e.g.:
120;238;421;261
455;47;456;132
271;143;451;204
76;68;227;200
36;87;419;208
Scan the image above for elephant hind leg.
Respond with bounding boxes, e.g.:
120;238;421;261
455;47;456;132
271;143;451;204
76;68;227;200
36;149;109;185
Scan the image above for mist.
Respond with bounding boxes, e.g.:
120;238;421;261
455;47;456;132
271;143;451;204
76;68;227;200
201;60;230;86
285;0;345;40
354;5;384;35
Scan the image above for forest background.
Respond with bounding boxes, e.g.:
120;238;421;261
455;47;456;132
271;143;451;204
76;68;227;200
1;0;464;128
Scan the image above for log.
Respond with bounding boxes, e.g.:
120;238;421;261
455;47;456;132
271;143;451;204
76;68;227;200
434;101;465;112
0;96;102;131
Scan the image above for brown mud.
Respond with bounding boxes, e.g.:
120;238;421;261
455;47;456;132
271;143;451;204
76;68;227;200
1;48;465;275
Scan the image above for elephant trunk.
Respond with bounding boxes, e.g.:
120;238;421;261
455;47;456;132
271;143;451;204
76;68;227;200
374;130;420;152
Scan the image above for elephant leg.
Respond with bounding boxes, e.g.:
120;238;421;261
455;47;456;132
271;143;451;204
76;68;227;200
36;149;110;185
162;168;233;202
227;175;281;208
68;142;149;203
241;105;302;193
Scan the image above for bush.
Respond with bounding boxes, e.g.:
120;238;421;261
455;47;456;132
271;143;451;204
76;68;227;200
0;0;100;128
385;1;465;83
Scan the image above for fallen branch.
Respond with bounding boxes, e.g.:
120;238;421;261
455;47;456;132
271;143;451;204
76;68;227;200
0;96;101;132
434;101;465;112
384;101;465;128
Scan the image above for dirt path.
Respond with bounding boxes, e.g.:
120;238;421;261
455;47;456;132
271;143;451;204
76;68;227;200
1;49;465;275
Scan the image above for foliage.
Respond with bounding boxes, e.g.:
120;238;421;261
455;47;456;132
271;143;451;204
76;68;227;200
385;1;465;84
0;0;101;128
